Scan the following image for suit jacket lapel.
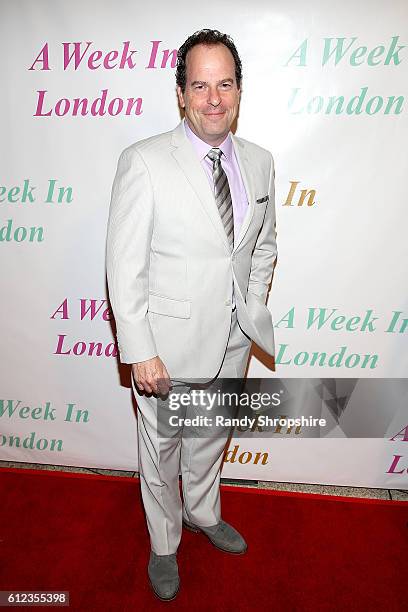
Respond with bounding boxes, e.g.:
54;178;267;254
230;132;256;252
170;120;256;254
171;121;231;254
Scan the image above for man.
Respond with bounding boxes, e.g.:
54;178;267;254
106;29;277;601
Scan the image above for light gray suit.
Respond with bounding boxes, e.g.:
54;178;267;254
106;119;277;553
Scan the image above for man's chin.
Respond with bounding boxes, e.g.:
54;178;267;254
201;122;229;137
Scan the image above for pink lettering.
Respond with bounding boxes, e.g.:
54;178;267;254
390;424;408;442
62;41;137;71
80;299;109;321
387;455;407;474
54;334;118;357
29;43;51;71
33;89;143;117
118;41;138;69
34;90;52;116
62;41;93;70
103;50;119;69
88;49;103;70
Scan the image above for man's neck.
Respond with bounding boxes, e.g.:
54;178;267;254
184;117;229;148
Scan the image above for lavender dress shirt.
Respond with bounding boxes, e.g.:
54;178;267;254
183;118;249;309
183;117;249;243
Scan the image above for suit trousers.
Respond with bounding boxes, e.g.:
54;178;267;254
131;307;252;555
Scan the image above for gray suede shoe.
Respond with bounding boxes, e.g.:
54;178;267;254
183;518;247;554
148;551;180;601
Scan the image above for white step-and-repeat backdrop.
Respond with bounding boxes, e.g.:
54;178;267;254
1;0;407;489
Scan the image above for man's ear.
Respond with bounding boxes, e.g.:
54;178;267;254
176;86;185;109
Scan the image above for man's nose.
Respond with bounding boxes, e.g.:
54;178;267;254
207;86;221;107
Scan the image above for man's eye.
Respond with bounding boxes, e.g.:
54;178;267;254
195;85;204;90
221;83;232;88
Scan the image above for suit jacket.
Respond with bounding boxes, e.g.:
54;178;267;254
106;119;278;379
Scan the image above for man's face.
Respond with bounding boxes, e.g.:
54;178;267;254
177;43;241;146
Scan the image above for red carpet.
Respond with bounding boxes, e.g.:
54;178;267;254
0;467;407;611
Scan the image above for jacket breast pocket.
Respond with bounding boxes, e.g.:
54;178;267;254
148;292;191;319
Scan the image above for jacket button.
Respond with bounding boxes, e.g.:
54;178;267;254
225;299;231;306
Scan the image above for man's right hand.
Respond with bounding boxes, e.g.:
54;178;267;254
131;356;171;395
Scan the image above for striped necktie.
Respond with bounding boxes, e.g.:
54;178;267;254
206;148;234;250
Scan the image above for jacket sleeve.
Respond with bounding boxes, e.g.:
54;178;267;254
247;152;278;304
106;146;158;364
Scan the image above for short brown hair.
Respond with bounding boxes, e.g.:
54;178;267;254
176;29;242;92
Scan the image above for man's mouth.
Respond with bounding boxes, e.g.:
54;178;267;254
204;111;225;116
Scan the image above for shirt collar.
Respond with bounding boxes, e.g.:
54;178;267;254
183;117;233;161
